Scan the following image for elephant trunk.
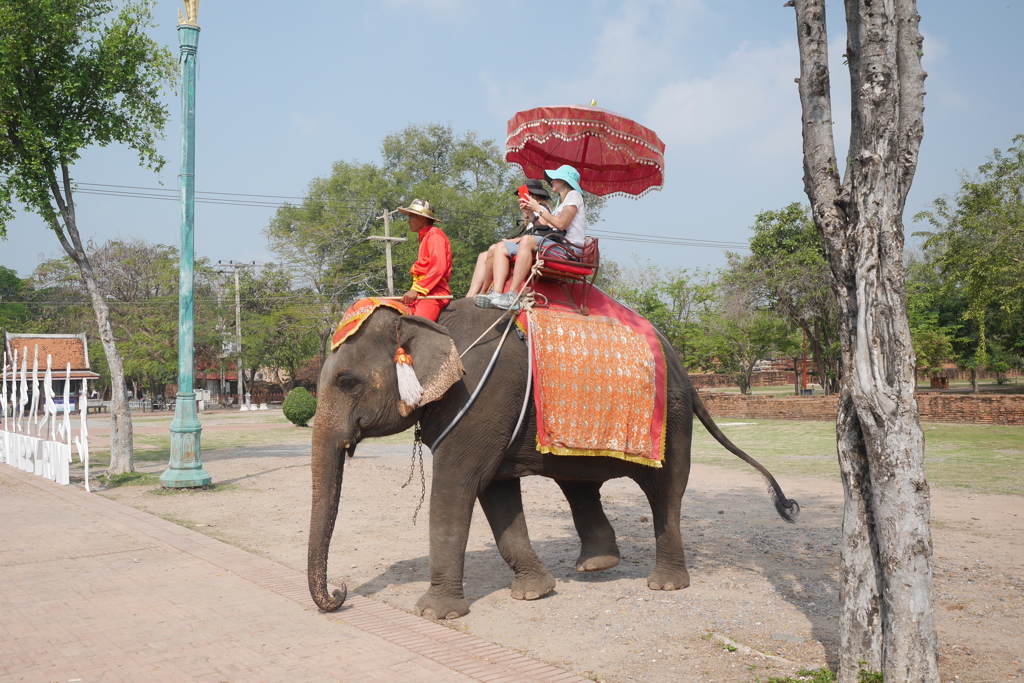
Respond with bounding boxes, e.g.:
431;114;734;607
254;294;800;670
307;419;350;611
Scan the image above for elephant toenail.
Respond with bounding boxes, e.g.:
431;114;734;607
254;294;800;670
445;611;460;620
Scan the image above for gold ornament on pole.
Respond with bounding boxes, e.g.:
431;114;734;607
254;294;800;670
178;0;199;26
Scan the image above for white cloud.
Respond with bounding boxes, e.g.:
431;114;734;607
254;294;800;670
482;0;707;122
645;41;802;158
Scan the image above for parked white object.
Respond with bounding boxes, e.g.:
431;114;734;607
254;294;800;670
0;351;77;486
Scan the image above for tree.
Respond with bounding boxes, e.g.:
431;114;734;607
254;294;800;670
692;277;795;394
905;255;954;380
0;0;176;473
266;122;607;362
732;203;842;394
0;266;31;333
236;263;320;392
915;135;1024;387
31;239;222;400
605;259;716;369
790;0;938;680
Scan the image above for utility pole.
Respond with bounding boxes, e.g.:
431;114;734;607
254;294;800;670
215;261;256;410
215;276;226;403
367;208;407;296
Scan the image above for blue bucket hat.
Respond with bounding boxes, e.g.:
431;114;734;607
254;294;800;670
543;165;583;195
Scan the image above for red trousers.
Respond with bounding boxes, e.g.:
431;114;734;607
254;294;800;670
409;296;448;322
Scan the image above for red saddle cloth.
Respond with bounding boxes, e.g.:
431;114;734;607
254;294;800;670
516;281;667;468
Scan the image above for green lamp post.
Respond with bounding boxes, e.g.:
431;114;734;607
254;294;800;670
162;0;211;488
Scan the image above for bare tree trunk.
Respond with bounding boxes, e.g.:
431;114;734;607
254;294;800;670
970;366;978;394
809;320;841;395
791;1;938;681
49;166;134;474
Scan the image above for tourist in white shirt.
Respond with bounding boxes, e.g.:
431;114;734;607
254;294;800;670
476;164;586;311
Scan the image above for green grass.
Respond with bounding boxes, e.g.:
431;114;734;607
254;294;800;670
99;471;161;488
761;667;881;683
364;426;416;445
79;409;1022;497
693;418;1024;497
764;668;837;683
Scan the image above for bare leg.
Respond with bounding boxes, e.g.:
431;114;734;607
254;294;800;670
492;241;513;292
507;235;537;293
466;252;490;297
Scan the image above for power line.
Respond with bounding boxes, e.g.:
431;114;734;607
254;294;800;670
1;176;752;250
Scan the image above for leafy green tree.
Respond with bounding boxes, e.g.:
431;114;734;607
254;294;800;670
915;135;1024;389
0;266;31;333
691;277;796;394
32;239;222;400
730;203;841;394
236;263;320;392
604;259;715;369
0;0;176;473
905;254;954;379
266;122;606;358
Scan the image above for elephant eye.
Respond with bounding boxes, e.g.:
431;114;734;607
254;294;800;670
336;374;361;392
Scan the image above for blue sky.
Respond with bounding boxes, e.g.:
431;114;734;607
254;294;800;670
2;0;1022;279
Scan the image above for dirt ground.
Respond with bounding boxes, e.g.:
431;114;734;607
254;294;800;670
96;435;1024;683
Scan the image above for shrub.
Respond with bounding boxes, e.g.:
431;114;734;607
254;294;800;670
282;387;317;427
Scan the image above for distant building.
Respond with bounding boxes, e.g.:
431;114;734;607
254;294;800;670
3;333;101;409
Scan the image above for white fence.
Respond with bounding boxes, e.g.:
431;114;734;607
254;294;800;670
1;346;90;490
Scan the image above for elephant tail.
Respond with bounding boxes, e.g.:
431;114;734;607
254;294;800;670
690;388;800;523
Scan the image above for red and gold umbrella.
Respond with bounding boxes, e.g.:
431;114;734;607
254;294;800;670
505;104;666;198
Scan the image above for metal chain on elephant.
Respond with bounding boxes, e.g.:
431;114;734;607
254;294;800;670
401;423;427;524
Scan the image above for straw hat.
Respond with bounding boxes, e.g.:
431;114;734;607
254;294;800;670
397;198;442;223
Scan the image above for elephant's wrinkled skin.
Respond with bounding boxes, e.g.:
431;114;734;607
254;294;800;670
308;299;798;619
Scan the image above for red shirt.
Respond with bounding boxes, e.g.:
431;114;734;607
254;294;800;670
410;224;452;296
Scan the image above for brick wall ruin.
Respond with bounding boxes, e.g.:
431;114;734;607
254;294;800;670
697;391;1024;426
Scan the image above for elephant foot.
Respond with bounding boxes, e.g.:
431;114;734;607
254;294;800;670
414;592;470;620
510;569;556;601
647;566;690;591
576;541;620;572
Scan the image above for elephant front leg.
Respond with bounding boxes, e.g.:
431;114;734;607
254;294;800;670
639;478;690;591
557;480;620;572
414;471;476;620
478;478;556;601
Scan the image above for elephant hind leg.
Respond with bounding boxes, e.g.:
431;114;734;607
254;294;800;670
478;478;555;601
557;480;620;572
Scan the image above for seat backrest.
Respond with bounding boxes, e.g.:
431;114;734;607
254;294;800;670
578;236;599;268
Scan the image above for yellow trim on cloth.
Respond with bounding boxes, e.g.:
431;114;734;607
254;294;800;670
536;438;663;468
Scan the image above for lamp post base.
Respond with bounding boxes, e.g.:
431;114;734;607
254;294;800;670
162;391;211;488
160;466;211;488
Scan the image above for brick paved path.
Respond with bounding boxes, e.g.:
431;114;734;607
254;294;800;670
0;466;586;682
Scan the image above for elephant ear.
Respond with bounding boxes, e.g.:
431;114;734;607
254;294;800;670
396;315;464;416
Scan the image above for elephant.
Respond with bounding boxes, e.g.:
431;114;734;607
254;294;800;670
308;299;799;620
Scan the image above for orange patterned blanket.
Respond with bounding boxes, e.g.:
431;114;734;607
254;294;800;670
526;294;667;467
